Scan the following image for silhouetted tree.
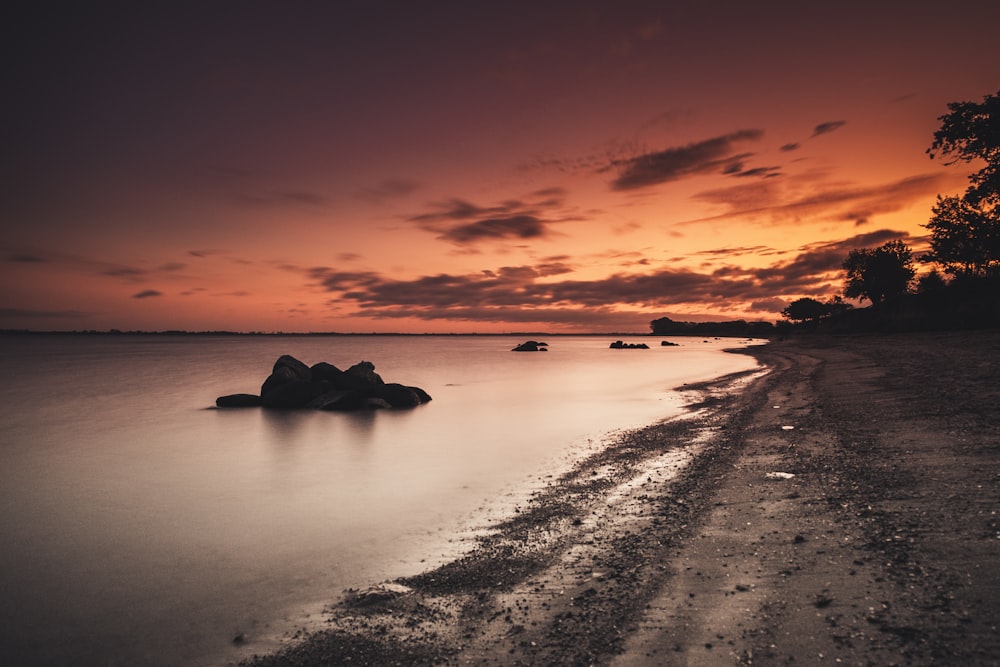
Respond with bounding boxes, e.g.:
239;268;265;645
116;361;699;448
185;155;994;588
925;195;1000;276
916;269;948;294
928;89;1000;206
842;240;915;305
781;297;827;323
825;295;853;317
925;90;1000;280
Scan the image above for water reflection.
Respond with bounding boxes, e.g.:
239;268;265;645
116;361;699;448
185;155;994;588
259;407;387;444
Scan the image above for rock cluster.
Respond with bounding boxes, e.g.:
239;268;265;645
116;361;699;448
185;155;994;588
215;354;431;410
512;340;548;352
609;340;649;349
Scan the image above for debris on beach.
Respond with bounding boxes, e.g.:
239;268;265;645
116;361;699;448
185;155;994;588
215;354;431;411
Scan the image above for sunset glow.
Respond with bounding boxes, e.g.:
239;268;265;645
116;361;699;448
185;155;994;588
3;2;999;333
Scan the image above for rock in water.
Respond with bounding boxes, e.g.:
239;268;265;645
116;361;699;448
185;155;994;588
309;361;347;387
512;340;548;352
260;354;313;397
218;356;428;412
374;383;426;408
261;380;325;409
215;393;262;408
343;361;384;389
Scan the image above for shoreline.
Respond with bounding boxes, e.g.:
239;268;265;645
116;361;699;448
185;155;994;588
237;331;1000;665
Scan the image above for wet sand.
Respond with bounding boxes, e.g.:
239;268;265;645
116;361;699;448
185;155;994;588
238;331;1000;666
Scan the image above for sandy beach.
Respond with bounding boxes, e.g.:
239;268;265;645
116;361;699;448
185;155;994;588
239;331;1000;666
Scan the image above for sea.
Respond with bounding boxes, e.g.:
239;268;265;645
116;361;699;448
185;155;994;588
0;333;761;666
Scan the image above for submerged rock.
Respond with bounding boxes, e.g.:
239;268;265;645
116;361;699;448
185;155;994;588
609;340;649;349
512;340;548;352
216;354;430;411
215;393;262;408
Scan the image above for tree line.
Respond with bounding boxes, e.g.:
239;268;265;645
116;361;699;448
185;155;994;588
779;89;999;331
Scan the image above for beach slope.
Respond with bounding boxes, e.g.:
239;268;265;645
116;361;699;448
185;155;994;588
241;331;1000;666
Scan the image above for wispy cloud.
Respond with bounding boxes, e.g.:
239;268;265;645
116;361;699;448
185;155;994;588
812;120;846;137
304;229;909;321
608;129;768;190
355;178;420;203
690;173;945;226
409;188;576;245
103;266;147;280
7;253;46;263
132;290;163;299
0;307;94;319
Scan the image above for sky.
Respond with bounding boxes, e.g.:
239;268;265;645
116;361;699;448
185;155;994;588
3;1;999;333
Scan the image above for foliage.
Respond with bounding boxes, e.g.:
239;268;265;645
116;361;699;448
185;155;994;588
649;316;774;337
781;297;827;322
916;269;948;294
928;89;1000;206
925;195;1000;276
925;90;1000;280
842;240;915;305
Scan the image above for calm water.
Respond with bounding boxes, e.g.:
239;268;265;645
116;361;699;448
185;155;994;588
0;334;759;666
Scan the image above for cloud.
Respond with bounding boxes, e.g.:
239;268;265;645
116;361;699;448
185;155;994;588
159;262;187;271
745;229;909;289
812;120;846;137
303;229;914;324
355;178;420;203
690;173;946;227
440;215;549;243
7;253;46;263
609;129;766;190
0;307;93;319
103;266;147;280
780;143;800;152
132;289;163;299
409;189;574;245
748;298;788;313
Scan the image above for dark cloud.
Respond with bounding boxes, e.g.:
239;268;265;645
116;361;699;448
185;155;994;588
691;245;776;259
609;129;765;190
749;298;788;313
189;249;222;258
304;229;912;323
812;121;846;137
103;267;147;280
132;289;162;299
8;253;46;263
355;178;420;203
0;307;93;319
735;229;910;296
732;166;782;178
159;262;187;271
410;190;573;245
780;143;800;152
441;215;547;243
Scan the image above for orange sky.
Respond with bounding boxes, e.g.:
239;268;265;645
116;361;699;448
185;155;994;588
3;1;998;333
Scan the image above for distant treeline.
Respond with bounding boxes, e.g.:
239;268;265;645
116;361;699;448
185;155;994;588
784;273;1000;334
649;316;775;338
